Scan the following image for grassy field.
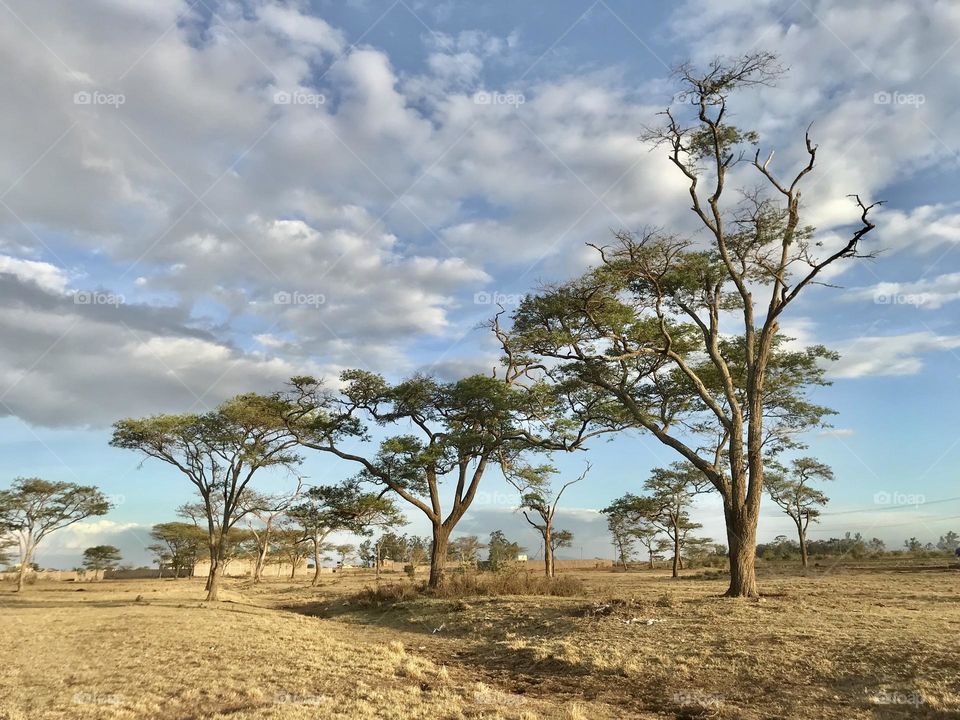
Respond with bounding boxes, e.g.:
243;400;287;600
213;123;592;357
2;563;959;719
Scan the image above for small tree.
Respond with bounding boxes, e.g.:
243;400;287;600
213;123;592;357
82;545;122;580
240;480;302;583
273;527;312;578
504;462;588;577
936;531;959;553
642;462;713;577
487;530;522;571
111;394;302;601
766;457;832;568
148;521;206;578
904;537;923;554
288;482;403;586
334;543;355;566
0;478;111;592
448;535;486;568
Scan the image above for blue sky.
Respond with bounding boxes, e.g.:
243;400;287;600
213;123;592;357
0;0;957;568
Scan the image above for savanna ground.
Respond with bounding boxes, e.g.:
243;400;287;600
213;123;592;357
2;561;959;719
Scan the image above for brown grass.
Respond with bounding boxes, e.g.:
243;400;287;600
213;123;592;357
2;562;959;719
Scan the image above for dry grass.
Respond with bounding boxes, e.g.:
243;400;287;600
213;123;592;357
2;562;959;719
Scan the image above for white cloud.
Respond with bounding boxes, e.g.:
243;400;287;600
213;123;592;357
831;331;960;378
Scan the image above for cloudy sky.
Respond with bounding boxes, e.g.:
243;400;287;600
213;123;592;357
1;0;958;568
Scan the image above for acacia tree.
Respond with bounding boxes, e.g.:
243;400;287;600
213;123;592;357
766;457;832;567
288;481;403;586
82;545;122;579
644;462;713;577
240;481;302;583
111;394;302;601
500;54;878;597
281;371;607;589
448;535;486;568
504;462;588;577
148;521;207;578
603;495;661;570
0;478;111;592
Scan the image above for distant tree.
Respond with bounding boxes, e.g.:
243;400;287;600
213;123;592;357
504;462;588;577
603;495;665;572
766;457;832;567
334;543;355;565
111;394;302;601
272;527;312;578
904;537;923;553
643;462;713;577
148;521;206;578
0;478;112;592
866;537;886;555
0;535;17;568
487;530;522;571
288;482;403;586
406;536;431;573
81;545;122;579
937;531;959;553
448;535;486;568
240;480;302;583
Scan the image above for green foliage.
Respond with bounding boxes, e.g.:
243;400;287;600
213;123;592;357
487;530;522;571
82;545;122;573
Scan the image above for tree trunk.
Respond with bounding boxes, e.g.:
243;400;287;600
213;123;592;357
375;542;382;580
543;527;553;578
798;521;808;568
206;541;225;601
16;543;34;592
428;524;451;589
672;526;680;578
311;535;322;586
725;509;759;598
648;549;654;570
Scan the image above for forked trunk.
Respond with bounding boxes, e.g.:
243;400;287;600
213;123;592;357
206;556;224;601
428;524;450;589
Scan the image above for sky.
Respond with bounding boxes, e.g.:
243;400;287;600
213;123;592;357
0;0;958;569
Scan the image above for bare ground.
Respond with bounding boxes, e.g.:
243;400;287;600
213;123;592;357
2;563;959;719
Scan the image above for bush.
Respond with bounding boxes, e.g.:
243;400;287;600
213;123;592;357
351;569;584;604
432;569;583;598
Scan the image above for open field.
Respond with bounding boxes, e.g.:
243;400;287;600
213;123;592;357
2;564;959;719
